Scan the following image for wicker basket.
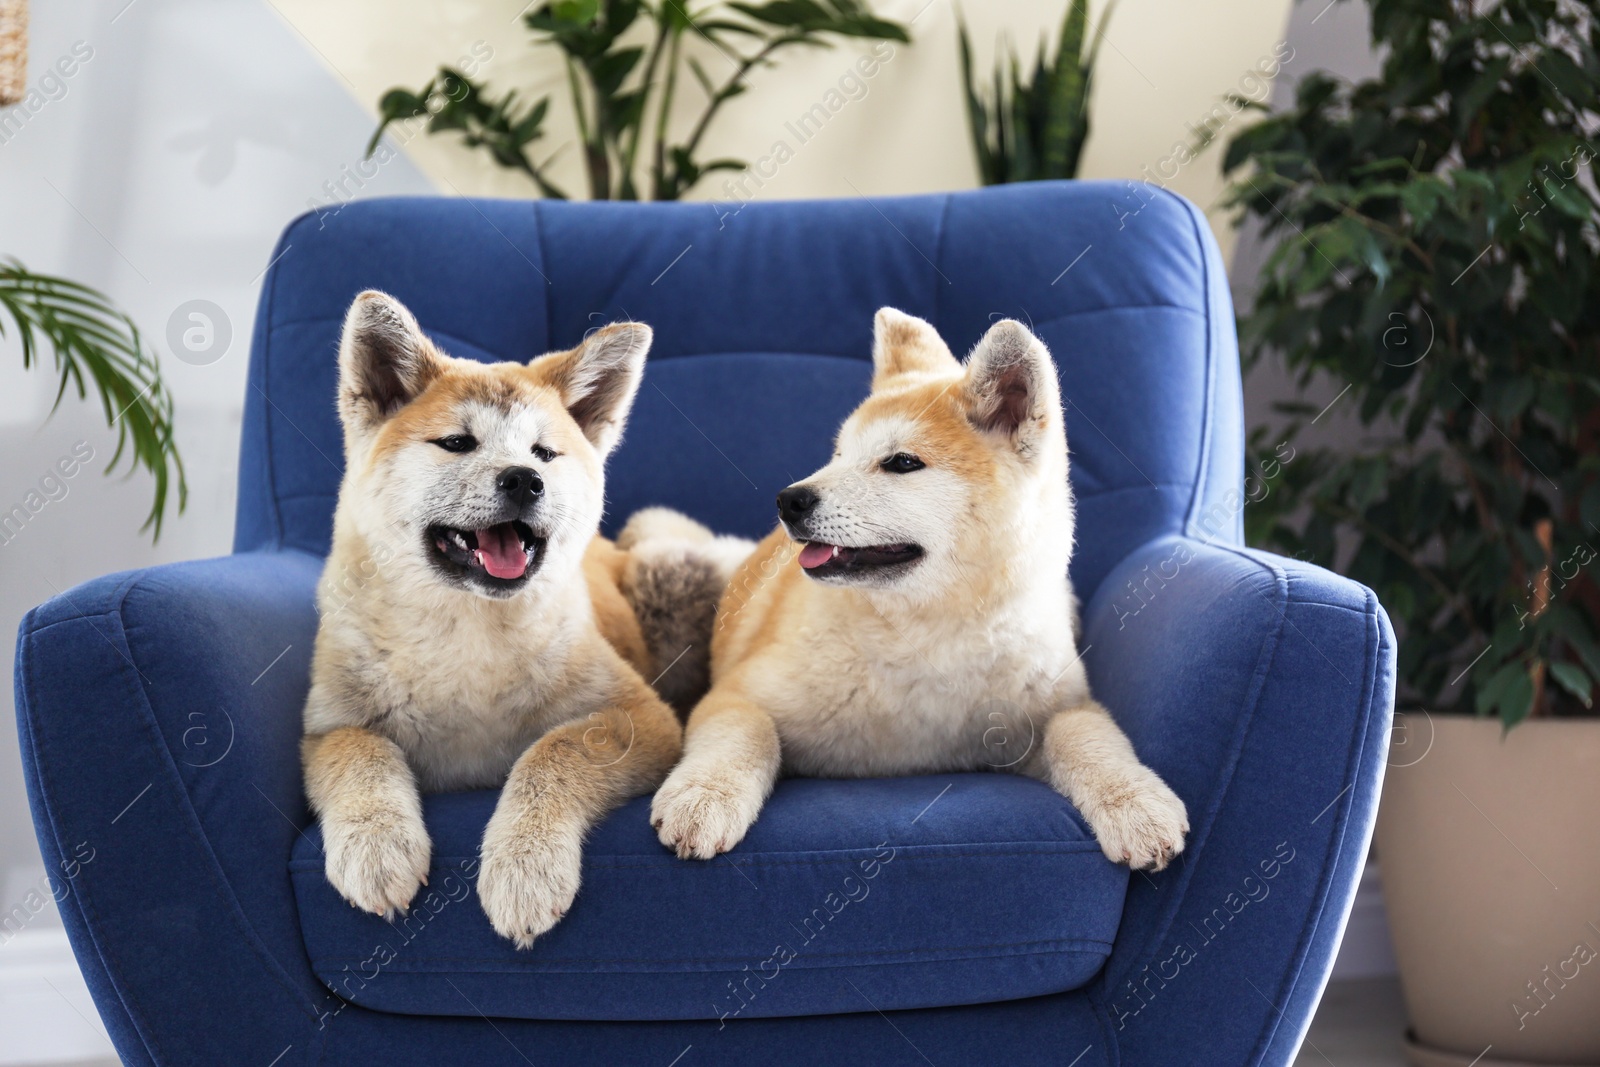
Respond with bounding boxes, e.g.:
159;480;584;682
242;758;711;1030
0;0;26;107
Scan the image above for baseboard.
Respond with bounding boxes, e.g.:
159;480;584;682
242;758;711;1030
1328;861;1399;980
0;927;117;1065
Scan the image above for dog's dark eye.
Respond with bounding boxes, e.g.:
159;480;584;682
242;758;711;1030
431;434;477;454
881;452;925;474
531;444;559;463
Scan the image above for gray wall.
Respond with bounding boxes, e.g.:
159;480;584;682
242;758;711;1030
1234;0;1382;451
0;0;434;924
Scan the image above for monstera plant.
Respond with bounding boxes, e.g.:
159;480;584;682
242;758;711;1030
369;0;909;201
0;260;184;536
1223;0;1600;1060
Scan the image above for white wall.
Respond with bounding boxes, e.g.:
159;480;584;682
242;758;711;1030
270;0;1299;258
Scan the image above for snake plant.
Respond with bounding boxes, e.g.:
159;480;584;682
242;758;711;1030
957;0;1114;185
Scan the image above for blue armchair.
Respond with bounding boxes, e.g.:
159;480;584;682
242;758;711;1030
15;183;1394;1066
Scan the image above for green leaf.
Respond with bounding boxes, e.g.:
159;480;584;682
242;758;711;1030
687;55;718;97
1549;661;1594;708
1349;456;1389;510
1581;482;1600;531
1538;49;1597;109
1399;176;1443;227
0;261;186;537
1038;0;1089;178
1453;56;1509;140
727;0;908;40
728;0;830;27
553;0;601;22
1493;376;1537;422
1477;662;1534;725
589;46;644;96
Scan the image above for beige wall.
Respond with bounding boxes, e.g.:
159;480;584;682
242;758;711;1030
271;0;1294;258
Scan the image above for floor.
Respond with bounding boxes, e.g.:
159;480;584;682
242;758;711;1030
1294;978;1410;1066
10;979;1409;1067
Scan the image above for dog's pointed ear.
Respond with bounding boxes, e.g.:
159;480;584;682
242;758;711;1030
963;320;1060;451
337;291;443;433
538;322;651;457
871;307;957;389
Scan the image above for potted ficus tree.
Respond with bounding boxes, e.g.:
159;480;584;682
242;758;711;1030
1223;0;1600;1064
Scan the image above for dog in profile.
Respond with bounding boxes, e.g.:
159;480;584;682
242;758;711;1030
652;309;1188;870
301;291;681;948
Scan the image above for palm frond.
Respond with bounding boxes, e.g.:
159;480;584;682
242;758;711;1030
0;260;186;538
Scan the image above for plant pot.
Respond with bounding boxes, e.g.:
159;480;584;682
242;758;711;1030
1378;713;1600;1066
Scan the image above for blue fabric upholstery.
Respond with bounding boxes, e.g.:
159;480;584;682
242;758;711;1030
15;183;1395;1066
292;776;1126;1021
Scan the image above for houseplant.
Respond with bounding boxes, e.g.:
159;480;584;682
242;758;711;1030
955;0;1113;185
367;0;908;201
1;260;185;537
1223;0;1600;1062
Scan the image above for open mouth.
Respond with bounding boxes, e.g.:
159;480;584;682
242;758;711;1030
427;520;546;588
795;540;924;579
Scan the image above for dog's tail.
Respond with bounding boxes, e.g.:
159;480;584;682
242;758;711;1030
618;507;756;717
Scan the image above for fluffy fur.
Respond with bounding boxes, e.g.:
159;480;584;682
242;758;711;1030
652;309;1189;870
301;291;681;948
617;508;756;716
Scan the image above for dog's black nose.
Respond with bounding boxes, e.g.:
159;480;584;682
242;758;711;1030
497;465;543;504
777;485;818;523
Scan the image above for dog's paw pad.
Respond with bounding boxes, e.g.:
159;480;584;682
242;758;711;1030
651;775;759;861
1087;772;1189;873
478;836;583;949
324;816;431;917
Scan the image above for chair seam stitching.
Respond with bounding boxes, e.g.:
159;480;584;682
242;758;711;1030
110;568;327;1021
1101;541;1289;1003
1243;589;1388;1064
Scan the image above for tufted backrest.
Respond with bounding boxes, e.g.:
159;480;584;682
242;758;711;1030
235;182;1243;602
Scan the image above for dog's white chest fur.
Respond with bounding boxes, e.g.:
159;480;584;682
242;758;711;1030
380;620;582;789
751;583;1087;777
308;579;606;793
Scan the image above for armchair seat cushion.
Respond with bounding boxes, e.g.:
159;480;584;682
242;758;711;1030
290;773;1128;1022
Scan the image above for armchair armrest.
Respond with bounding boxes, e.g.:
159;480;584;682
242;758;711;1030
1081;536;1395;1067
14;550;334;1066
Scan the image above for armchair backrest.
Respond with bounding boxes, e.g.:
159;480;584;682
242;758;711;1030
235;182;1243;602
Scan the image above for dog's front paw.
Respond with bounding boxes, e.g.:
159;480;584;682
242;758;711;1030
323;812;431;918
477;830;583;950
651;767;763;860
1084;768;1189;872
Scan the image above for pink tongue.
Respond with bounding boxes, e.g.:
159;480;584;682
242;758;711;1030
798;542;836;570
476;524;528;579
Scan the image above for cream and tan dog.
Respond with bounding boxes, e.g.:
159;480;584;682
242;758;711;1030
301;292;681;948
651;309;1189;871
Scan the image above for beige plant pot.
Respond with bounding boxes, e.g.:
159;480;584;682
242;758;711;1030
1378;713;1600;1066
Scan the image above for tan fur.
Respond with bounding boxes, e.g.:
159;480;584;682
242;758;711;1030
614;507;758;717
584;537;651;675
303;291;681;948
654;308;1188;870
